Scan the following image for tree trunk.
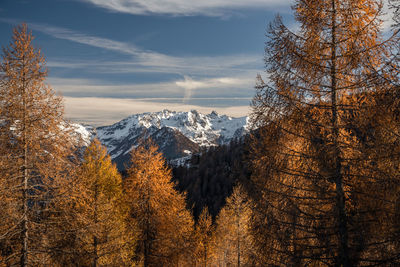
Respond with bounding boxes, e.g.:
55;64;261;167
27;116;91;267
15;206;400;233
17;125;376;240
144;234;149;267
330;0;350;265
93;182;98;267
236;211;240;267
204;246;207;267
21;55;28;267
144;183;151;267
93;236;98;267
21;145;28;267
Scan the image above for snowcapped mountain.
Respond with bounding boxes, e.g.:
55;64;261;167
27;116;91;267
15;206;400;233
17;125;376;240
75;110;249;170
69;123;95;146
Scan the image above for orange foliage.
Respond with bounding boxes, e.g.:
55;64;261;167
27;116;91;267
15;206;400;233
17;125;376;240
125;140;194;266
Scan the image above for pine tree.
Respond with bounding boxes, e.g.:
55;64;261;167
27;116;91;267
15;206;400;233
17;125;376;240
250;0;400;265
0;24;76;266
125;141;194;266
48;139;134;266
215;184;253;267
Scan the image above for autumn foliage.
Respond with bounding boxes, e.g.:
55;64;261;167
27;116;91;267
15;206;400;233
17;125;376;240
124;141;194;266
1;1;400;265
250;0;400;265
0;24;76;266
48;139;134;266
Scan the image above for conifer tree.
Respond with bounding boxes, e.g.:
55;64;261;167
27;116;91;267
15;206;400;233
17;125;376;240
125;141;194;266
250;0;400;265
0;24;76;266
48;139;134;266
192;207;217;267
215;185;253;267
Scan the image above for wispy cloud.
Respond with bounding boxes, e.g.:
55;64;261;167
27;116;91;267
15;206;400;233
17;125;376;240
18;20;259;102
80;0;291;17
176;75;254;102
0;18;259;120
49;73;256;99
25;22;146;56
49;77;185;98
64;96;251;126
1;18;170;61
80;0;395;30
2;20;261;77
47;56;261;78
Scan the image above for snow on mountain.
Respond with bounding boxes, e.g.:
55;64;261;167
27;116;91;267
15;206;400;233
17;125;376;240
97;110;248;147
69;123;94;146
72;110;249;170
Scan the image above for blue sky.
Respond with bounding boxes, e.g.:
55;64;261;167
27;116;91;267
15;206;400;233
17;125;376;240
0;0;314;125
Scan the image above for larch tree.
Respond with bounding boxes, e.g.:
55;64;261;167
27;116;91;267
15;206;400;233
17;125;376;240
0;24;76;266
192;207;217;267
124;141;194;267
250;0;400;265
48;139;134;266
215;184;253;267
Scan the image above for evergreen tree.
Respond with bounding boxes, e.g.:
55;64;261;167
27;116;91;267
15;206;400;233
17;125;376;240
125;141;194;266
172;138;251;220
0;24;76;266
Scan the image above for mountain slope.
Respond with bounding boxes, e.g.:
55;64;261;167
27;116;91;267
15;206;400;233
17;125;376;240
75;110;249;170
111;127;201;170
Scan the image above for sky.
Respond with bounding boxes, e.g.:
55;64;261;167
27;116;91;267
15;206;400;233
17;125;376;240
0;0;393;126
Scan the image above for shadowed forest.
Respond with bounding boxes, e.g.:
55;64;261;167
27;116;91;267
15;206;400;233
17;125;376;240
2;0;400;266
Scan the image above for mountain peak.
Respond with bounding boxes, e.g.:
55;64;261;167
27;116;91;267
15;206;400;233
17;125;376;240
76;110;249;169
210;110;219;117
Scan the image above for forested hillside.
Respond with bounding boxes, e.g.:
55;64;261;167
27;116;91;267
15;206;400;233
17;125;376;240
172;137;251;220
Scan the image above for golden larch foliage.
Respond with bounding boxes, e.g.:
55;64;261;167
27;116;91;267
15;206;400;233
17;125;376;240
0;24;77;266
192;207;217;267
215;184;254;267
125;140;194;266
48;139;135;266
250;0;400;265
